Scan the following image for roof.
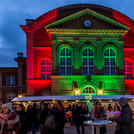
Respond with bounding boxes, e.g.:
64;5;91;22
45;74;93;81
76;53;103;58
20;4;134;33
12;95;88;102
92;95;134;100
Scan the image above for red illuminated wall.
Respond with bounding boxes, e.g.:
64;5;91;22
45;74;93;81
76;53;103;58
112;10;134;94
20;9;58;96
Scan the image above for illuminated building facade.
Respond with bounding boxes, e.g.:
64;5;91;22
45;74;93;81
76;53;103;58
20;4;134;96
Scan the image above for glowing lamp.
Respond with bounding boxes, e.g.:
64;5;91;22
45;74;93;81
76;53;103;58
97;88;103;95
75;88;80;95
18;95;22;97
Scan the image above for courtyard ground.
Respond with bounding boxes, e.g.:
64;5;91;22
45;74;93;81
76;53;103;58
27;122;116;134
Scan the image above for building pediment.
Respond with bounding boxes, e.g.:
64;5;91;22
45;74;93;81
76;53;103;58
46;8;129;30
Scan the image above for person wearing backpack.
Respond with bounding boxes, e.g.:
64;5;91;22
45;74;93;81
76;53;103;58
50;102;64;134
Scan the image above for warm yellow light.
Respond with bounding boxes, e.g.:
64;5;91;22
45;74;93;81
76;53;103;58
99;90;102;94
18;95;22;97
28;101;31;103
76;90;79;94
98;89;103;95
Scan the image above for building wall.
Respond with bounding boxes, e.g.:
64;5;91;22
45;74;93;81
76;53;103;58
20;4;134;96
51;75;125;96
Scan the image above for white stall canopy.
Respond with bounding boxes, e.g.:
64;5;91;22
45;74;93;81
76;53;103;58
12;95;91;102
92;95;134;101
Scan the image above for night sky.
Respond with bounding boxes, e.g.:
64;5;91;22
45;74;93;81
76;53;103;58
0;0;134;67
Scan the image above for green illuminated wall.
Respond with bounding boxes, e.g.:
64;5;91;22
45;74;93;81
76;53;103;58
51;75;125;95
48;8;128;96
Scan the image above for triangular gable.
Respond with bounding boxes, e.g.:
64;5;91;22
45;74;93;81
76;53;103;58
45;8;129;30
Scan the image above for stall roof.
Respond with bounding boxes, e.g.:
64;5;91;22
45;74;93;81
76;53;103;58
92;95;134;100
12;95;87;102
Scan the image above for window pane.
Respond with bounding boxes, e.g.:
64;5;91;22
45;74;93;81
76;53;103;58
124;60;131;79
82;48;94;75
8;76;15;85
82;87;95;94
83;58;87;65
41;60;51;79
104;48;116;75
60;48;72;75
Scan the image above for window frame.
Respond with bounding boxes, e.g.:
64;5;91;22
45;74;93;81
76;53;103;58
82;48;94;75
60;47;72;75
124;59;132;79
40;59;51;80
81;85;96;95
7;76;15;85
104;48;116;75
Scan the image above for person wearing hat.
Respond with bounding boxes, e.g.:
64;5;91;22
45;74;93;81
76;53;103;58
113;97;133;134
0;103;21;134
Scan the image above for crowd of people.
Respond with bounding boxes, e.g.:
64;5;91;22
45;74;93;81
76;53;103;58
0;97;133;134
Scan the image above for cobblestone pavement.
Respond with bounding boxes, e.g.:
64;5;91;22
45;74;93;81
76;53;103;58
27;122;116;134
64;122;116;134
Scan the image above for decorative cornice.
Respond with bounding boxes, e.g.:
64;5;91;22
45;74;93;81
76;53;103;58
20;6;134;34
47;28;128;35
20;9;58;33
46;8;129;30
113;10;134;31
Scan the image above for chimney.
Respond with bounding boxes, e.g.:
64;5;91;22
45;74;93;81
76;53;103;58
26;19;34;25
18;53;23;58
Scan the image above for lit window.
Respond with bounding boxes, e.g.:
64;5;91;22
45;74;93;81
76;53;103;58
41;60;51;79
60;48;72;75
8;93;16;102
82;48;94;75
104;48;116;75
124;60;132;79
8;76;15;85
82;86;95;94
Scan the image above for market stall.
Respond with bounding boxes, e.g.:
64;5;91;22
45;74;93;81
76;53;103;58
92;95;134;120
12;95;91;109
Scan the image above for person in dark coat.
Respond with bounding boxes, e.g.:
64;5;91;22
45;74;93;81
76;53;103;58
26;105;33;131
31;103;38;134
74;103;87;134
114;97;133;134
15;104;27;134
50;102;64;134
70;104;78;126
40;103;52;134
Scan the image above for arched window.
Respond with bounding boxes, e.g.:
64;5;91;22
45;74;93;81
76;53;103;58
104;48;116;75
60;48;72;75
124;60;132;79
41;60;51;79
82;48;94;75
81;86;96;95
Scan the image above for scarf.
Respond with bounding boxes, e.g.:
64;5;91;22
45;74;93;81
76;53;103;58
0;113;19;134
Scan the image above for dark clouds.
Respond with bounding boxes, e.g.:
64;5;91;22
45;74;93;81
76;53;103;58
0;0;134;67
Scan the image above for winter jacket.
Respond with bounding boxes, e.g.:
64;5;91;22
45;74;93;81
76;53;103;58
115;103;133;134
40;109;49;125
74;106;86;124
16;110;27;134
0;114;21;134
50;107;64;134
